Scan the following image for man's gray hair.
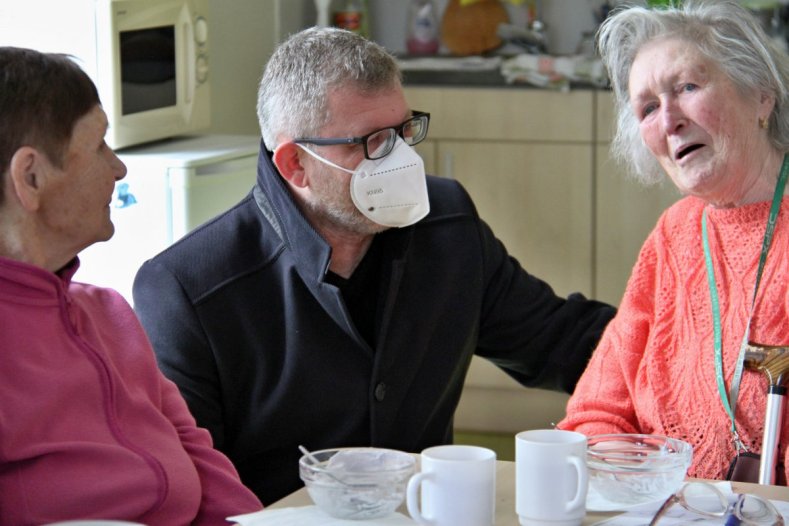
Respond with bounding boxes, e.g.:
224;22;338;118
597;0;789;184
257;27;402;151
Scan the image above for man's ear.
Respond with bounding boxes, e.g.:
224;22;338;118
7;146;47;211
272;142;308;188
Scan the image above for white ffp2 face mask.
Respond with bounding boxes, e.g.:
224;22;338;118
297;137;430;228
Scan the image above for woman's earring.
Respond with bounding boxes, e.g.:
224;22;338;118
760;117;770;130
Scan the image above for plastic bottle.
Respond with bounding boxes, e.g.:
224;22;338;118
315;0;332;27
406;0;439;55
333;0;369;38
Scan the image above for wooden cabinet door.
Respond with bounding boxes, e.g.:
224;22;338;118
405;87;593;142
437;141;594;299
414;140;437;176
594;93;680;305
594;149;680;305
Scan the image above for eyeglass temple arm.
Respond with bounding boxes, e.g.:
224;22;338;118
648;494;679;526
294;137;360;146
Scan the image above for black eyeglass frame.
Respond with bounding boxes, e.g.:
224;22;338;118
293;110;430;160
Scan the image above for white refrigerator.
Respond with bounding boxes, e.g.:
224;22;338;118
75;134;260;303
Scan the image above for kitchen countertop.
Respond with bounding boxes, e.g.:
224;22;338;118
403;69;606;90
398;55;608;90
263;459;789;526
402;68;510;87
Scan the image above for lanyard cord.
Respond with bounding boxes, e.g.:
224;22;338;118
702;154;789;452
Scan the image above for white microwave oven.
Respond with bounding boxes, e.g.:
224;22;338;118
0;0;211;150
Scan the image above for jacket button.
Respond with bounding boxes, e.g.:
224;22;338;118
374;382;387;402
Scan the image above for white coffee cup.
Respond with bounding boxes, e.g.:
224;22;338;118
406;444;496;526
516;429;588;526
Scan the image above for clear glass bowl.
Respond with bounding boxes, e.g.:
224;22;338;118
298;447;416;520
587;434;693;506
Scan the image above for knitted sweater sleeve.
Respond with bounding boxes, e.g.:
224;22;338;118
558;226;662;436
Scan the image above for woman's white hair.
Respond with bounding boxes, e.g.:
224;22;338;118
598;0;789;184
257;27;402;151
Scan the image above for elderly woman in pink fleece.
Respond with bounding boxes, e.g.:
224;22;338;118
560;0;789;485
0;46;262;525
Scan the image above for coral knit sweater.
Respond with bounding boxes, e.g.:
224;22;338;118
560;194;789;481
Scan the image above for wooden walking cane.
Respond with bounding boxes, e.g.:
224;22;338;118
744;343;789;485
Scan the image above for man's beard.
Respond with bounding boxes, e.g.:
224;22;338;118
304;161;387;236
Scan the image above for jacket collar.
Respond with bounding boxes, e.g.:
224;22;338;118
253;140;333;283
253;140;417;351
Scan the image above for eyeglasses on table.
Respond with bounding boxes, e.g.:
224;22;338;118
294;110;430;160
649;481;784;525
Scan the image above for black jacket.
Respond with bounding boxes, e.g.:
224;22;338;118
132;143;615;504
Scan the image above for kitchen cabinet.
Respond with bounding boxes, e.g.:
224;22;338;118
436;141;593;296
407;87;595;299
404;85;679;434
594;95;681;305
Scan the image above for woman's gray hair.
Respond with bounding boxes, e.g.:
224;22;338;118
257;27;402;151
598;0;789;184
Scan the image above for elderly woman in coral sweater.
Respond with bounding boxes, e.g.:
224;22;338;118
0;47;262;524
559;0;789;484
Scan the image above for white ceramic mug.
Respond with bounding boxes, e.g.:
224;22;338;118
516;429;588;526
406;444;496;526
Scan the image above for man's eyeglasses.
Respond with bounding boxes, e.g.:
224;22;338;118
649;482;784;526
293;110;430;161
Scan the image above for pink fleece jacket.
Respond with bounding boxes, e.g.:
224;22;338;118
0;256;262;525
560;195;789;481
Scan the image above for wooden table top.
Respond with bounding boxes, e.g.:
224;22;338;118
269;459;789;525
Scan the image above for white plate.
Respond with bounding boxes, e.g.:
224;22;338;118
586;485;668;512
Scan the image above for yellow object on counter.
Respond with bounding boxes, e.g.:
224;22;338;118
442;0;510;55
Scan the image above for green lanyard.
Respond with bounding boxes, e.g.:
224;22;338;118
702;154;789;452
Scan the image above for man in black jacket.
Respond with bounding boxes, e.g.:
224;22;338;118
133;27;615;505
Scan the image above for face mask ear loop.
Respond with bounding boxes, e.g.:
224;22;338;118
295;143;354;175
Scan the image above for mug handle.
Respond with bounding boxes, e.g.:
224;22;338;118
565;455;588;512
406;472;435;525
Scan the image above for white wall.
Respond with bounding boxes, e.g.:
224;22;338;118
207;0;278;135
207;0;317;136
